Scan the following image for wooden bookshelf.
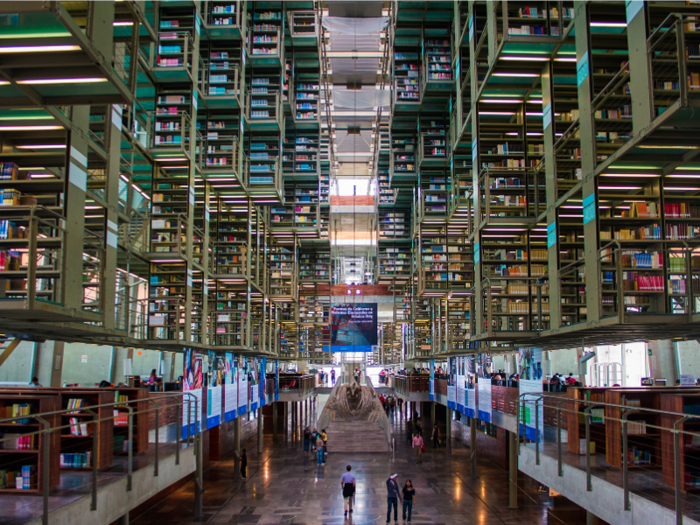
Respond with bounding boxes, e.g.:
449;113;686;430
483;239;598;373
660;393;700;491
111;388;149;456
566;387;608;456
58;390;114;470
0;394;60;493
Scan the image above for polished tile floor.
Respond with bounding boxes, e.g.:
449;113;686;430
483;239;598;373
130;411;570;525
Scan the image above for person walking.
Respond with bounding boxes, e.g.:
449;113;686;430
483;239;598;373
240;448;248;480
432;424;441;449
316;432;325;465
406;419;413;445
412;432;424;464
331;369;336;385
340;465;356;518
303;426;311;453
386;473;402;525
414;419;422;437
321;428;328;463
402;479;416;523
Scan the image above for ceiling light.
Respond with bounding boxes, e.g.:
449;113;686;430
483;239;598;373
481;99;522;104
478;111;515;116
665;187;700;191
638;145;698;150
17;77;108;85
500;56;549;62
0;125;62;131
668;174;700;178
493;72;539;77
0;45;81;53
16;144;65;149
590;22;627;28
601;173;659;177
598;186;642;190
113;21;134;26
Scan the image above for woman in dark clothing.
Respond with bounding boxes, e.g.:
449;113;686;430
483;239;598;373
240;448;248;480
402;479;416;523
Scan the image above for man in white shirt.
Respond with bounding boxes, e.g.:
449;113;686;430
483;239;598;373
340;464;356;517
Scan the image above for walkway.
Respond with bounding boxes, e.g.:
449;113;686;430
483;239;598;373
130;412;589;525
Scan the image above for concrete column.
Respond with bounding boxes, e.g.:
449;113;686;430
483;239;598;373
446;408;452;457
586;511;598;525
257;409;263;454
50;341;65;387
273;402;278;440
509;431;518;509
470;417;477;480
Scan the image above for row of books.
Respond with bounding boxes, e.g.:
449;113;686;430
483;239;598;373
0;433;34;450
664;203;700;218
0;403;33;424
600;225;662;241
0;465;35;490
68;417;91;437
60;452;92;468
66;398;86;414
594;106;632;120
503;301;550;314
0;163;19;181
620;274;665;292
618;252;663;269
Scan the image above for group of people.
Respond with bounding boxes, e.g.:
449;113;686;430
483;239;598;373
378;368;395;384
378;394;401;416
353;368;362;383
340;467;417;524
317;368;336;386
549;372;578;390
303;426;328;464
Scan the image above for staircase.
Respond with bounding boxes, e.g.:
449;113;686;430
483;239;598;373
325;419;391;453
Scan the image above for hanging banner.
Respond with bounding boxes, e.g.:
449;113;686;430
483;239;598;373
466;356;476;417
429;359;435;401
206;352;225;428
182;349;202;438
275;359;279;401
224;352;237;422
477;377;492;423
260;357;268;407
519;379;544;442
250;358;260;412
447;357;456;409
238;356;249;416
447;385;457;410
518;348;544;380
456;357;466;414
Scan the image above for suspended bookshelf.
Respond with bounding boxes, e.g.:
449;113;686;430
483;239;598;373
394;45;421;107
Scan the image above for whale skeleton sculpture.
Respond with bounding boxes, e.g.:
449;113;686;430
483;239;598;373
317;376;392;445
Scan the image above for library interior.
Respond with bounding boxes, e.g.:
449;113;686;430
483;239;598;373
3;1;700;524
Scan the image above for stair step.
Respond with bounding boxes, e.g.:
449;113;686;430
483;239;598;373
325;419;390;453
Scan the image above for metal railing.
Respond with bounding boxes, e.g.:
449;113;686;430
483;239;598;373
477;276;550;337
648;13;700;117
516;391;700;525
0;391;200;525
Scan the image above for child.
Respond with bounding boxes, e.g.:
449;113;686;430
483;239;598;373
240;448;248;480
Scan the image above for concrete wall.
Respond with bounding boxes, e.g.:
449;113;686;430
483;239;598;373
0;340;185;386
677;340;700;379
62;343;114;385
0;340;34;383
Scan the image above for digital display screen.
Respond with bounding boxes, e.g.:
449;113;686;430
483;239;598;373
327;303;378;352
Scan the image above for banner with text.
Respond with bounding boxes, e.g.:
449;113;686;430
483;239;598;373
327;303;378;352
478;377;492;423
224;352;237;422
